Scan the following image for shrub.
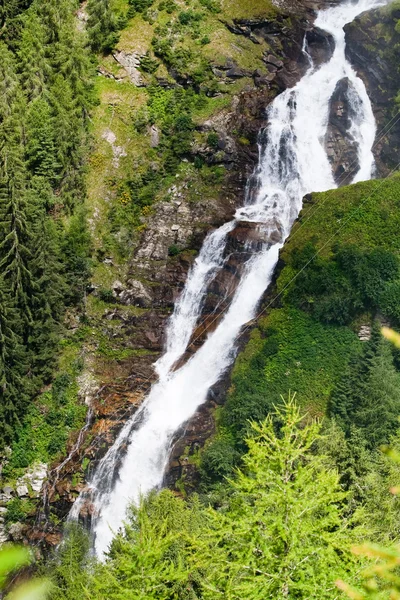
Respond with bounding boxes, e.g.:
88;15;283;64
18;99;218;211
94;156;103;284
178;10;202;25
139;52;159;74
199;0;221;12
168;244;181;256
158;0;176;12
207;132;219;148
5;498;33;524
200;437;239;483
128;0;154;13
194;156;204;169
98;288;115;303
52;373;72;405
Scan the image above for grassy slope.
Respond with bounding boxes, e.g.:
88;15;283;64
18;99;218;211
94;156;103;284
213;173;400;455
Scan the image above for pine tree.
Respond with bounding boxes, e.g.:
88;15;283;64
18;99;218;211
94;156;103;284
0;275;28;446
354;339;400;447
0;144;34;335
328;355;358;427
87;0;120;53
17;10;48;99
0;42;20;122
329;323;400;448
27;211;65;383
25;97;59;181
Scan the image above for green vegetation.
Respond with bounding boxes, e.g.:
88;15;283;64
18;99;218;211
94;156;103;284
82;0;280;264
47;401;372;599
87;0;125;53
198;174;400;483
0;544;50;599
3;0;400;598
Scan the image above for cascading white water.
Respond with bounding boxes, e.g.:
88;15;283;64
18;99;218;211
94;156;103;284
70;0;387;558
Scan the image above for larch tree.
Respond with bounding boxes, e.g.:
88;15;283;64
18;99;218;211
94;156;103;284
204;398;366;599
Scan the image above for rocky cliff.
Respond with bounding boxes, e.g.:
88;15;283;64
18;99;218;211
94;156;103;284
345;1;400;174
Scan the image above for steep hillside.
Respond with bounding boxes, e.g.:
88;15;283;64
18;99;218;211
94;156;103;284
166;0;400;493
0;0;318;547
195;172;400;487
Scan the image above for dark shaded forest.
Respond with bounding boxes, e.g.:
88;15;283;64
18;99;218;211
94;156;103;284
0;0;93;448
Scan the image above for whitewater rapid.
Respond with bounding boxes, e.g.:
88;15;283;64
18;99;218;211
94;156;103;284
70;0;387;558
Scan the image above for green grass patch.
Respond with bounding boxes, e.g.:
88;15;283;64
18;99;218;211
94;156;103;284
223;308;360;442
281;173;400;264
221;0;277;19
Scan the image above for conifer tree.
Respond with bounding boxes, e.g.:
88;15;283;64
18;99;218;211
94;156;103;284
204;399;363;599
0;42;20;122
0;275;28;446
17;10;48;99
0;144;34;335
354;340;400;447
330;324;400;448
25;97;59;181
27;211;64;383
87;0;120;53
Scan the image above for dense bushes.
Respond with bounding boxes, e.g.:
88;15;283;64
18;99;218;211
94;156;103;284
146;86;202;173
284;242;400;325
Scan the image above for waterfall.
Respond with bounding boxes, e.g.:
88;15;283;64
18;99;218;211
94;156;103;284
70;0;387;558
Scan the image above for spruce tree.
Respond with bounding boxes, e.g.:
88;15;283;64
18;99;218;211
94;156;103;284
0;275;28;446
17;10;48;99
25;97;59;181
204;399;364;599
27;211;64;383
87;0;120;53
0;143;34;335
329;323;400;448
354;339;400;447
0;42;20;122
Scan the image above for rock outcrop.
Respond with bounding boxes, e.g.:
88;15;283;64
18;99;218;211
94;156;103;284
325;77;360;183
345;4;400;175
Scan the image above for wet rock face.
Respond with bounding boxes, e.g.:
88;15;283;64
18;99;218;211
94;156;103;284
173;220;284;364
226;220;284;253
345;7;400;175
325;77;360;184
305;27;335;66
